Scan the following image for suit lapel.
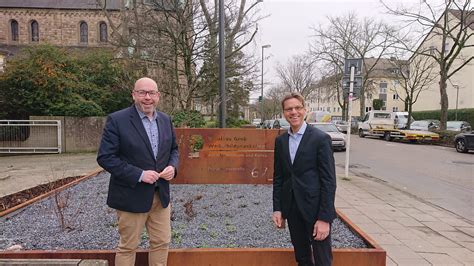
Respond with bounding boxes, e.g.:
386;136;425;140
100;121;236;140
282;132;292;167
156;112;166;159
129;106;155;160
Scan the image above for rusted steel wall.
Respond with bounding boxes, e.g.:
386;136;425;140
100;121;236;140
173;128;283;184
0;211;385;266
0;248;385;266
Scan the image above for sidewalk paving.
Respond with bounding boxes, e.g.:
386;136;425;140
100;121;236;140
0;153;99;198
0;153;472;265
335;168;474;266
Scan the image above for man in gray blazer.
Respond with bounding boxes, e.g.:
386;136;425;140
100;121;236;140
272;92;336;266
97;77;179;266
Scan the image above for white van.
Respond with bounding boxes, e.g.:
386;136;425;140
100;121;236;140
305;111;332;123
391;112;414;129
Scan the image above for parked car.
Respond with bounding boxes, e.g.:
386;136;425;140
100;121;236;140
454;131;474;153
262;119;275;129
273;119;290;129
410;120;440;131
251;118;262;127
392;111;414;129
309;122;346;151
447;121;472;132
333;120;348;133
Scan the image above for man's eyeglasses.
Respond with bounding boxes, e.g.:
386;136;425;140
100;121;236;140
283;106;304;112
134;90;159;97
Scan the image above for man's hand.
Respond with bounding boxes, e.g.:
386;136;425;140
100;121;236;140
272;211;286;229
141;170;160;184
313;220;330;241
159;166;175;181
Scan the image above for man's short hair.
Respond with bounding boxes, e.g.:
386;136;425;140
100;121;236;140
281;92;305;110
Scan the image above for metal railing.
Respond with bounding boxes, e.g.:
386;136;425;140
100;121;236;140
0;120;62;153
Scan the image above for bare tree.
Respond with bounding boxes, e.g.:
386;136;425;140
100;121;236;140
381;0;473;129
99;0;263;115
310;13;400;117
275;54;318;99
264;85;287;119
389;55;437;128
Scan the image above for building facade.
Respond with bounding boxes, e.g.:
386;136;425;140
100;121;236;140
307;58;407;119
0;0;123;70
410;9;474;112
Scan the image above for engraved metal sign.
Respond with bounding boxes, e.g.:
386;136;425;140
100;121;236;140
172;128;283;184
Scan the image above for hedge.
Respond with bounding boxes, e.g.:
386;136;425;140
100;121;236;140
411;108;474;126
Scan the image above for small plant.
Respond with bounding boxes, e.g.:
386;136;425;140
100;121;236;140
183;198;197;221
226;224;237;233
199;223;208;231
209;231;218;239
189;135;204;152
47;164;84;231
141;230;149;241
171;230;182;244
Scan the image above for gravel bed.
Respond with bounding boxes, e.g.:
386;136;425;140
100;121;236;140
0;172;367;250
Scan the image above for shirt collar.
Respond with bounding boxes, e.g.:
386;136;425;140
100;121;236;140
288;122;307;137
135;105;158;121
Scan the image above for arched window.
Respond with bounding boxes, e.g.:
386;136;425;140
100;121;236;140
11;20;19;41
31;20;39;42
80;21;88;43
99;22;108;42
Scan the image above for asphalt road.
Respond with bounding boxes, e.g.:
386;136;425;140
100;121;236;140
333;135;474;222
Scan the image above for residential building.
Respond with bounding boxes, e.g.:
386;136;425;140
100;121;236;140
410;9;473;111
307;57;406;119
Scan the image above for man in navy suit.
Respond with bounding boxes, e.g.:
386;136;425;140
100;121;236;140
97;77;179;266
272;92;336;266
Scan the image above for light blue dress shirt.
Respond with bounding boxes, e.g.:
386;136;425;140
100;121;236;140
136;106;159;181
288;122;307;164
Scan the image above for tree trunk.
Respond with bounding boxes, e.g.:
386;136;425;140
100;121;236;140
359;86;365;118
407;95;413;130
439;70;449;130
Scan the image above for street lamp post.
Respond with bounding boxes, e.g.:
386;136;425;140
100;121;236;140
261;44;271;122
218;0;226;128
454;84;459;121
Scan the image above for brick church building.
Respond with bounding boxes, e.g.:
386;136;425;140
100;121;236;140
0;0;125;70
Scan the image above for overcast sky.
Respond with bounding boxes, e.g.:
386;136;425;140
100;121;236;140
251;0;412;98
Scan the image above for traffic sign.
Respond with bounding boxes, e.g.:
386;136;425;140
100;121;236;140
344;58;363;76
342;76;362;98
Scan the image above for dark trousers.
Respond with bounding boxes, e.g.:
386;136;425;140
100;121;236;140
287;202;332;266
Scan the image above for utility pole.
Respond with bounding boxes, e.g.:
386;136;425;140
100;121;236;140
343;58;363;180
454;84;459;121
218;0;226;128
260;44;271;122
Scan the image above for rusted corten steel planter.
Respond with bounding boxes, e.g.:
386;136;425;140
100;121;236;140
0;209;385;266
0;129;385;266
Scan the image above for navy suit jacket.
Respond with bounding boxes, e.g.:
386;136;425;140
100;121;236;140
97;106;179;213
273;125;337;224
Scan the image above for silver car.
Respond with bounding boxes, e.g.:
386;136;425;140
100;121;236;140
273;119;290;129
309;122;346;151
447;121;471;132
410;120;440;131
333;120;348;133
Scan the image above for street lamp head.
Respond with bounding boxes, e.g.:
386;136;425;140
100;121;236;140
262;44;271;49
